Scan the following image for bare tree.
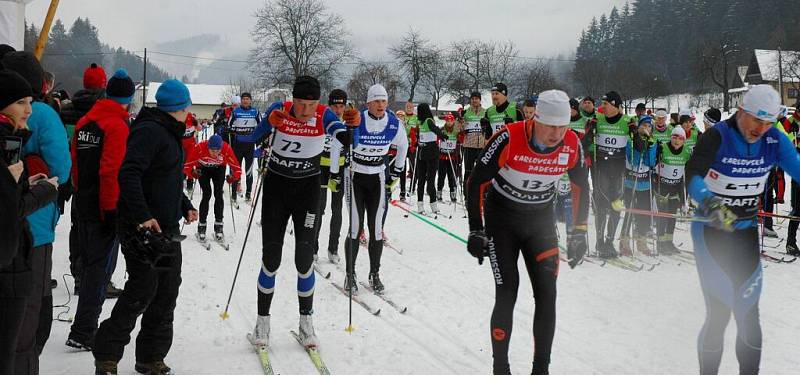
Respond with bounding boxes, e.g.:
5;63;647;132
250;0;354;91
697;39;741;112
480;40;520;91
516;59;558;99
346;62;404;109
782;51;800;104
448;39;483;98
389;29;436;101
422;50;456;114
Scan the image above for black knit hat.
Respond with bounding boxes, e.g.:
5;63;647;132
293;76;321;101
1;51;44;97
106;69;135;104
635;102;646;111
601;91;622;107
0;44;15;62
704;108;722;124
491;83;508;97
328;89;347;105
0;69;34;111
569;98;580;111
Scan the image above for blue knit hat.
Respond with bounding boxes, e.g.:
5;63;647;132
156;79;192;112
638;115;654;127
208;134;223;150
107;69;135;104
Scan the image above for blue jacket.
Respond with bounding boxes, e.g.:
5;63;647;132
23;102;71;247
624;136;657;191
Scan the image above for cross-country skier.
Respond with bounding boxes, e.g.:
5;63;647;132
239;76;353;348
678;109;702;153
654;126;690;255
784;101;800;256
652;109;674;145
461;91;486;197
466;90;590;375
313;89;348;264
182;112;200;195
685;84;800;375
413;103;447;213
437;112;461;202
332;84;408;294
619;116;658;256
480;83;524;139
183;134;241;243
584;91;637;258
222;92;260;204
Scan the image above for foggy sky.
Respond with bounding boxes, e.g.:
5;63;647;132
26;0;628;59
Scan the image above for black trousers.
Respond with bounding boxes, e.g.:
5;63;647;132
231;141;255;196
592;157;625;243
415;157;438;203
93;230;182;363
400;151;414;195
0;298;26;375
345;172;386;276
198;166;225;223
620;187;651;238
437;158;457;192
314;167;344;255
14;244;52;375
257;172;319;316
462;147;482;198
69;200;83;284
69;220;119;345
788;178;800;245
693;225;762;375
656;192;683;241
484;194;559;374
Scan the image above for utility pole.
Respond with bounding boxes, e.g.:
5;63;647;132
33;0;60;60
778;46;785;105
475;49;480;92
142;48;148;107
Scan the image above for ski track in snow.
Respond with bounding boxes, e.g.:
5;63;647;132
42;188;800;374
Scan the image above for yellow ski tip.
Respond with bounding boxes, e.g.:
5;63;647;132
219;311;230;320
345;325;355;333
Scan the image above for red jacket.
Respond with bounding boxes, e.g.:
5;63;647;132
183;140;242;180
182;114;199;155
70;99;130;220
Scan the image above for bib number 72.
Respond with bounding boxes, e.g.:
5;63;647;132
280;139;302;153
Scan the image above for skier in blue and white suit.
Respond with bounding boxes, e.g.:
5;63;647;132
222;92;261;202
685;84;800;375
330;84;408;296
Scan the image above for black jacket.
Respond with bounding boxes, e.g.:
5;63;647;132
117;107;194;230
0;122;59;298
60;88;105;126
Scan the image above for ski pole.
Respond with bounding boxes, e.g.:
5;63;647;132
390;199;467;244
344;126;356;333
219;168;264;320
229;180;237;234
617;207;710;222
446;152;459;219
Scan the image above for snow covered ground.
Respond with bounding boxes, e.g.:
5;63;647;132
41;184;800;374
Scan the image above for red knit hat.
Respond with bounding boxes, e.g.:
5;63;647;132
83;63;107;90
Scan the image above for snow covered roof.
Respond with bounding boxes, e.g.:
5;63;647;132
141;82;234;106
751;49;800;83
433;90;494;112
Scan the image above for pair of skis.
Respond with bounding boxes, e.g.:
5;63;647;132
196;234;231;251
246;331;330;375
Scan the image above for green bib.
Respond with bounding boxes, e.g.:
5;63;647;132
405;115;420;135
595;113;634;156
657;144;691;184
652;124;673;144
569;118;586;134
486;103;517;133
463;107;485;134
418;118;438;143
684;126;699;152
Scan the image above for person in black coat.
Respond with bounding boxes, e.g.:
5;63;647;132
0;70;59;375
92;79;198;375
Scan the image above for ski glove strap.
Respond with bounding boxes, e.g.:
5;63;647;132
467;230;489;265
703;196;738;232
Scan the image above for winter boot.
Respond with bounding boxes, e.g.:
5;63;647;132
50;278;57;289
531;360;550;375
95;360;118;375
417;201;425;213
787;243;800;257
659;235;679;255
298;315;319;348
368;272;385;294
251;315;270;347
134;360;173;375
214;220;224;242
431;201;441;214
763;226;778;238
436;190;443;201
450;191;457;202
598;239;618;259
328;251;340;264
65;336;92;351
344;273;358;295
635;236;653;256
196;222;207;242
619;236;633;257
106;282;123;299
245;192;252;203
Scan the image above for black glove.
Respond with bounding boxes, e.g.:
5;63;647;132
566;229;588;269
56;182;73;215
703;196;738;232
335;130;352;147
480;117;492;139
467;230;489;265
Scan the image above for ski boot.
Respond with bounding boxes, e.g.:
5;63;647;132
417;201;425;213
787;243;800;257
399;191;406;202
635;236;653;256
436;190;443;202
619;236;633;257
368;272;385;294
214;220;224;242
450;191;457;203
344;273;358;295
431;201;441;214
298;315;319;348
328;251;340;264
763;226;778;238
598;240;618;259
251;315;270;347
196;222;207;242
659;235;679;255
245;191;252;203
50;278;57;289
134;360;173;375
95;360;118;375
65;336;93;351
106;282;123;299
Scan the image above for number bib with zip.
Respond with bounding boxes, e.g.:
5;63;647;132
267;102;327;178
493;122;580;205
657;145;691;186
352;111;401;167
595;113;632;157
